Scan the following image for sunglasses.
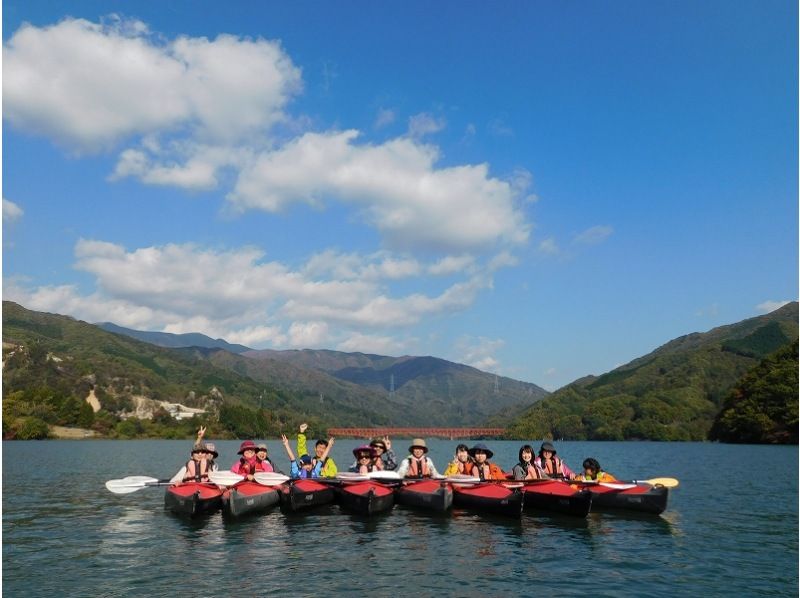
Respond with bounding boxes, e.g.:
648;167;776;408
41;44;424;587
357;454;371;459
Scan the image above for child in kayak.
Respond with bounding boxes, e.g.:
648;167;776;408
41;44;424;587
231;440;272;481
574;457;617;482
169;427;218;483
396;439;441;478
349;445;379;473
370;436;398;471
534;441;576;480
177;443;214;483
512;445;547;480
297;423;338;477
443;444;472;476
464;443;506;481
281;433;333;479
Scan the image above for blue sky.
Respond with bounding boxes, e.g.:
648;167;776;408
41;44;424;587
2;1;797;390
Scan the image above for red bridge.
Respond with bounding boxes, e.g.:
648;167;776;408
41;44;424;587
327;428;506;440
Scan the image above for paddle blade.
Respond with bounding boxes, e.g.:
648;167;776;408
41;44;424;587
253;472;290;486
105;476;160;494
208;471;244;486
445;475;481;484
644;477;679;488
336;472;370;482
369;471;401;481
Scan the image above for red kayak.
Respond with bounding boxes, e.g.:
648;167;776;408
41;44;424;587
222;481;280;518
164;482;223;517
279;479;335;512
584;482;669;514
452;483;524;518
519;479;592;517
337;481;395;515
395;479;453;512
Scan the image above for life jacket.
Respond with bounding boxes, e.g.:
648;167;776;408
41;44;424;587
406;457;430;479
358;462;378;474
519;461;543;480
297;464;315;479
539;455;566;478
257;457;275;473
371;457;384;471
238;456;259;476
183;457;208;482
466;461;503;481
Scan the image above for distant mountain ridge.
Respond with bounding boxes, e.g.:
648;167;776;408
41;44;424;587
96;322;253;354
509;302;799;441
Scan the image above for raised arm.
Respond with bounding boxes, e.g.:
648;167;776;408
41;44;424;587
320;437;334;461
297;423;309;455
281;434;296;462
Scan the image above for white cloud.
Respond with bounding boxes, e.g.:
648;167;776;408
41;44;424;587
3;198;24;222
573;225;613;245
538;237;560;255
755;300;792;314
374;108;396;129
3;17;301;177
337;333;409;355
229;130;530;252
288;321;330;347
408;112;446;138
453;335;505;373
488;118;513;137
428;255;476;276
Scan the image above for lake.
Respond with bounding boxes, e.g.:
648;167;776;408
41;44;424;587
3;439;797;596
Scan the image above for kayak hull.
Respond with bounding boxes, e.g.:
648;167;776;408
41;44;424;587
279;479;335;512
223;481;280;518
337;482;395;515
521;480;592;517
588;483;669;514
452;483;524;518
395;480;453;512
164;482;223;517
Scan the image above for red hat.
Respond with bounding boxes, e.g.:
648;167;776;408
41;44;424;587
237;440;258;454
353;444;377;458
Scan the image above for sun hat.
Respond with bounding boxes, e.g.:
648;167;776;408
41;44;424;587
408;438;428;453
256;444;268;453
237;440;258;454
540;441;557;455
370;438;387;451
203;442;219;458
353;444;377;458
468;442;494;459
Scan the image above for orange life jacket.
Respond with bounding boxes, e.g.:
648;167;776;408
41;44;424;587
406;457;431;479
465;461;505;481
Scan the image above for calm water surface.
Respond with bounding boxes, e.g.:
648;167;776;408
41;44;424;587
3;440;798;597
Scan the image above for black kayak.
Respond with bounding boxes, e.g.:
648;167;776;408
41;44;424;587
337;481;395;516
395;479;453;512
164;482;223;517
452;483;524;518
279;479;335;512
586;482;669;514
520;480;592;517
222;481;280;518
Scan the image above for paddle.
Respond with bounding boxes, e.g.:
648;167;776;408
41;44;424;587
105;476;173;494
636;477;679;488
208;471;245;486
571;477;679;489
253;472;291;486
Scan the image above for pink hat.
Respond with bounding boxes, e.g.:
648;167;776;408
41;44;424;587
237;440;258;454
353;444;377;458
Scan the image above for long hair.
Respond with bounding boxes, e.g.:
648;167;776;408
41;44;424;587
518;444;534;464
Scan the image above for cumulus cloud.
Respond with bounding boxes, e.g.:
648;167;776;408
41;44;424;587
336;333;410;355
756;300;792;314
453;335;505;373
573;225;613;245
229;130;530;252
5;239;515;350
3;198;24;222
408;112;446;138
374;108;396;129
538;237;560;255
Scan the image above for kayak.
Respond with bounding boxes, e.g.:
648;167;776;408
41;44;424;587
222;481;280;518
520;479;592;517
395;479;453;512
452;483;524;518
585;482;669;514
337;481;395;516
164;482;223;517
279;479;335;512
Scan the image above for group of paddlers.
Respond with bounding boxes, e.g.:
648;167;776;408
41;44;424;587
175;426;616;484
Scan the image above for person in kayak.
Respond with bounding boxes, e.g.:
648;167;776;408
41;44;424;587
534;442;576;480
574;457;617;482
297;423;338;477
255;444;276;473
169;428;219;483
281;433;333;479
443;444;473;476
370;437;398;471
512;445;547;480
349;445;380;473
396;439;441;478
464;443;506;480
180;443;213;482
231;440;272;481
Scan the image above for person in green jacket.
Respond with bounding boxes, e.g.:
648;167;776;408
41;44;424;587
297;423;337;477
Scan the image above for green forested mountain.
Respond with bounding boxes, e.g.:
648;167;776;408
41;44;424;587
508;302;798;441
1;301;388;439
244;348;549;426
709;341;798;444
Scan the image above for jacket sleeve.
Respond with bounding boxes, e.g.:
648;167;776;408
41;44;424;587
384;450;398;471
297;433;308;457
395;457;409;478
322;458;338;477
231;461;241;474
289;461;301;479
428;458;441;478
511;464;525;480
442;462;459;476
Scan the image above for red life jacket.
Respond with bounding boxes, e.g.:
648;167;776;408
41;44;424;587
183;457;208;482
406;457;430;479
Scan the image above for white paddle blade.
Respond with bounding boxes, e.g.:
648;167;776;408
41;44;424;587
336;472;370;482
644;477;679;488
105;476;160;494
599;482;638;490
368;471;401;481
445;475;481;484
208;471;244;486
253;472;290;486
